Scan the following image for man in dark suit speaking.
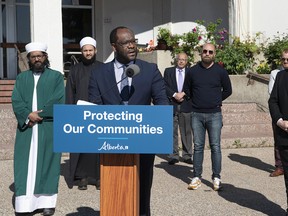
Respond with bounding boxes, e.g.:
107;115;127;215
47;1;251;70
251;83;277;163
88;26;169;216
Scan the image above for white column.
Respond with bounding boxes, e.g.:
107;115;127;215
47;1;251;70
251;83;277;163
231;0;251;40
239;0;251;39
30;0;63;73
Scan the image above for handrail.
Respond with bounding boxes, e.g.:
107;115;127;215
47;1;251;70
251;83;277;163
1;43;26;49
247;72;270;86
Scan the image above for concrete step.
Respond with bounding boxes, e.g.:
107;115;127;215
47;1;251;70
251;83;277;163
202;130;273;149
0;79;15;85
222;122;272;135
222;102;261;113
221;136;273;149
0;80;15;104
201;125;273;147
223;112;271;124
219;102;273;149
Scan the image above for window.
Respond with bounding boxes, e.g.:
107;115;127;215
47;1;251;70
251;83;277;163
16;3;30;44
62;0;93;45
0;0;30;79
62;1;94;77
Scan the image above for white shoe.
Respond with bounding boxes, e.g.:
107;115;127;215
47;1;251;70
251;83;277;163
213;177;222;191
188;177;201;190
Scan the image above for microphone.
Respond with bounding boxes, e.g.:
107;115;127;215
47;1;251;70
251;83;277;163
125;64;140;77
97;64;140;98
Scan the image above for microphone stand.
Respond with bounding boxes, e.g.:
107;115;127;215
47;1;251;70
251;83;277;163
99;75;129;98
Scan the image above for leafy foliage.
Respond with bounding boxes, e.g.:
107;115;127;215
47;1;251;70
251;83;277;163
215;35;261;74
157;19;227;66
155;20;288;74
263;32;288;70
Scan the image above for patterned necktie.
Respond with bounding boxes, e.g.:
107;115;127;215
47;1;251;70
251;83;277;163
178;69;183;92
120;65;129;104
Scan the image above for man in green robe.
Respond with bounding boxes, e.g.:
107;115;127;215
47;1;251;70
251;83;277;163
12;42;65;216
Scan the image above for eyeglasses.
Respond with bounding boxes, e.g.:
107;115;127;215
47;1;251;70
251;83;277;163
30;55;45;60
281;58;288;62
202;49;214;55
116;39;137;47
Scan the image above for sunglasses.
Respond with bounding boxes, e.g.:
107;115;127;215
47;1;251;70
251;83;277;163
202;49;214;55
281;58;288;62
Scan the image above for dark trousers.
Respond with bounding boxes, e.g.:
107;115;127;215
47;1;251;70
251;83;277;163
272;123;283;169
275;147;283;169
278;146;288;206
139;154;155;216
170;110;192;160
75;153;100;181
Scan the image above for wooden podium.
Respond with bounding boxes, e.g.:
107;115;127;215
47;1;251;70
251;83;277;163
100;154;139;216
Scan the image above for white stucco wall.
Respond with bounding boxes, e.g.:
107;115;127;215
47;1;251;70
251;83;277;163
98;0;230;62
101;0;154;62
30;0;63;73
233;0;288;42
250;0;288;39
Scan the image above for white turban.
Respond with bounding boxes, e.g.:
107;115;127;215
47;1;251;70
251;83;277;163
25;42;48;54
80;37;97;48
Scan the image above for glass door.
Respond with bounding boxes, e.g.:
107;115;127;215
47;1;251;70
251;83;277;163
62;0;94;77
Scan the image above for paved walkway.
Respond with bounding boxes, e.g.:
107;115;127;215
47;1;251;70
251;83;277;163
0;147;287;216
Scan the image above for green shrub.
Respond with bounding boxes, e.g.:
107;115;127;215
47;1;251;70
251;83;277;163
256;61;270;74
215;35;261;74
263;32;288;70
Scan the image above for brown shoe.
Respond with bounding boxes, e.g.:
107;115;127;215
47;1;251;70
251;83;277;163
269;168;284;177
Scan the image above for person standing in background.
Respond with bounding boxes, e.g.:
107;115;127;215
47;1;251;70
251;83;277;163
12;42;65;216
185;43;232;191
164;52;193;165
269;48;288;215
66;36;103;190
268;57;286;177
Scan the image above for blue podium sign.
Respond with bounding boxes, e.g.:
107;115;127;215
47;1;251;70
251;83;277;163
54;105;173;154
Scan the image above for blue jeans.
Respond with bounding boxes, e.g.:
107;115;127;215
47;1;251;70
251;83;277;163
191;112;223;179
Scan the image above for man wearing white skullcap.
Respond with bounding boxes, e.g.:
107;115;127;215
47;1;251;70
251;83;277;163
80;36;97;48
66;37;103;191
12;42;64;216
25;42;48;54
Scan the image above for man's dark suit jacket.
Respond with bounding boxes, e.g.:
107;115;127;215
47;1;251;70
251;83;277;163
269;69;288;147
163;66;192;114
89;59;168;106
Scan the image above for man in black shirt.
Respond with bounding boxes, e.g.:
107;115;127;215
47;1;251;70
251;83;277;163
185;43;232;191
